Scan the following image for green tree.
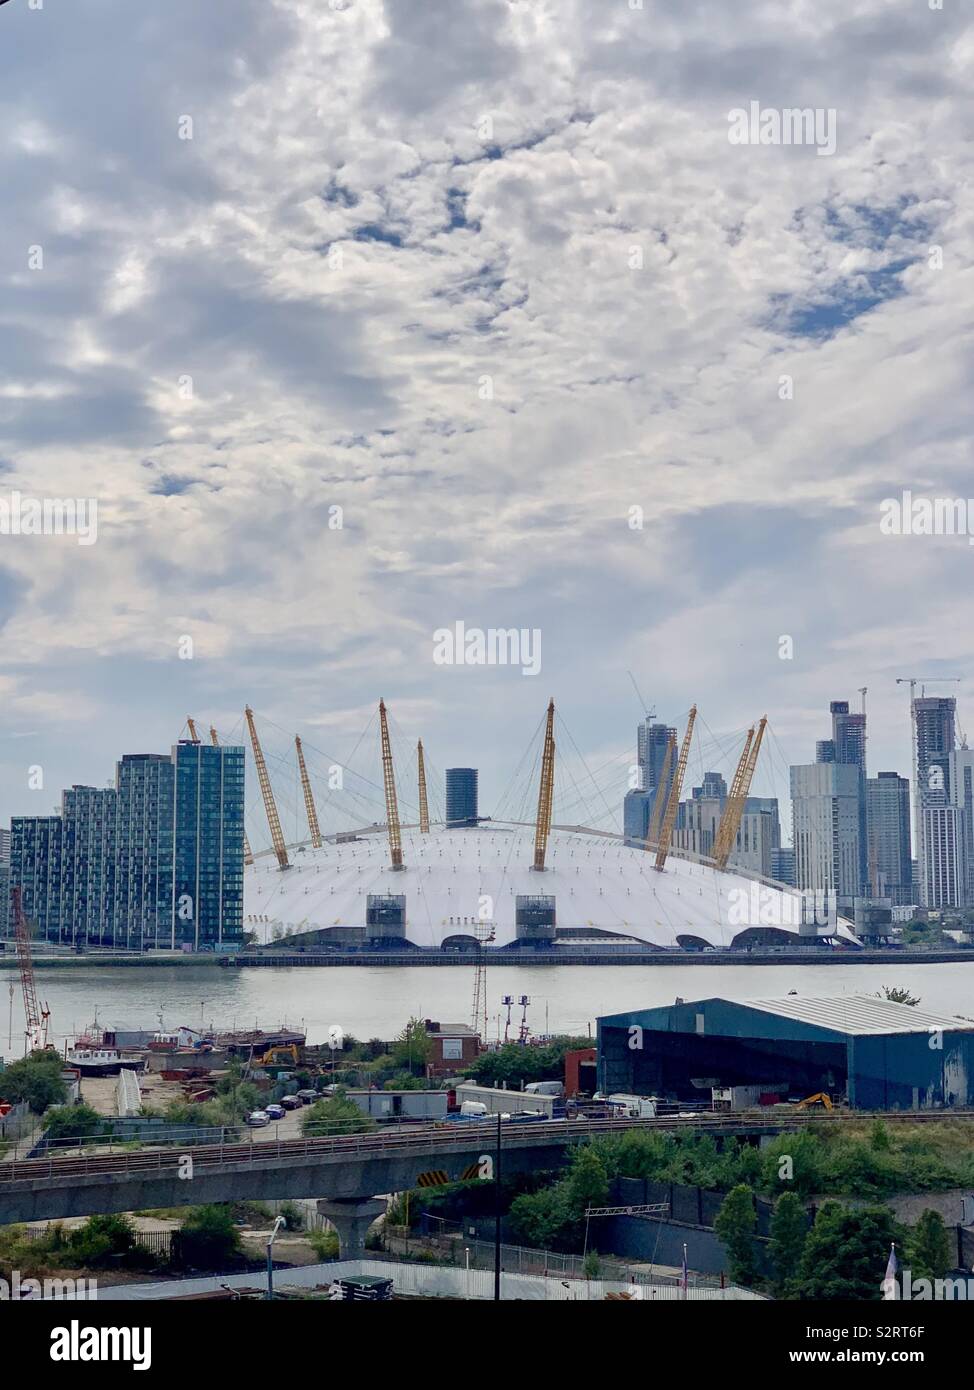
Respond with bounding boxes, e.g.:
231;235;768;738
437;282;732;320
508;1184;576;1250
906;1209;951;1283
301;1089;377;1138
177;1205;242;1269
567;1147;609;1215
0;1051;68;1114
43;1102;105;1146
714;1184;759;1287
390;1018;433;1077
769;1191;807;1297
796;1201;902;1300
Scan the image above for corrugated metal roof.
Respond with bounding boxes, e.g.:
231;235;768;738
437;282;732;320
741;995;973;1036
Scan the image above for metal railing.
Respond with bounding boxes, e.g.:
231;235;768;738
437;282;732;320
0;1105;960;1188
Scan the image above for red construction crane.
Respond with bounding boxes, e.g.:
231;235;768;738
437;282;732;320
12;888;50;1053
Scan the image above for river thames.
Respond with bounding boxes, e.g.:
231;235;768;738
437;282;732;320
2;960;972;1050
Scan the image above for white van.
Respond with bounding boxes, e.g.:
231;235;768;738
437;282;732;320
524;1081;564;1098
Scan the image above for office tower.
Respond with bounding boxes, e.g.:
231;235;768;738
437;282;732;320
815;741;836;764
623;788;652;847
62;785;117;946
674;778;779;876
770;846;796;887
790;762;861;911
10;816;64;942
0;827;10;863
692;772;727;801
865;772;913;906
445;768;478;827
173;741;245;949
913;697;957;907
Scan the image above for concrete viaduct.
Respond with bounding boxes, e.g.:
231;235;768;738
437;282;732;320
0;1109;951;1255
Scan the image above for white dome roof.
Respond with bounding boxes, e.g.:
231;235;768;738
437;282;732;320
244;824;856;950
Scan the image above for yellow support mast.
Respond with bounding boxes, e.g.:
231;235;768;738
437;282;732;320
654;705;697;872
647;733;675;848
186;717;201;744
417;740;430;834
244;706;290;870
532;699;556;871
295;736;323;849
212;726;253;865
379;700;404;869
712;716;767;871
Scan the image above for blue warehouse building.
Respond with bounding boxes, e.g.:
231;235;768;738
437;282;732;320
598;995;974;1111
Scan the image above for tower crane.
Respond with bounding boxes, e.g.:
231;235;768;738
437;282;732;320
295;736;322;849
186;717;201;743
12;888;51;1053
245;707;290;870
532;699;556;871
712;717;767;871
654;706;697;872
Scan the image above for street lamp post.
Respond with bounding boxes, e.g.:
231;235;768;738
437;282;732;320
493;1112;502;1301
266;1215;286;1300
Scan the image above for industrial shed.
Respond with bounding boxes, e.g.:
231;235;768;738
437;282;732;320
597;995;974;1111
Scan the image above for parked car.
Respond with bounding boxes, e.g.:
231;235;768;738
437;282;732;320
280;1095;303;1111
296;1089;319;1105
265;1103;286;1120
246;1110;270;1127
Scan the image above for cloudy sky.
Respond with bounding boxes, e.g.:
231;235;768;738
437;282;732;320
1;0;972;843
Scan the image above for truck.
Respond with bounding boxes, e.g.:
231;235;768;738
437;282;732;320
605;1093;657;1119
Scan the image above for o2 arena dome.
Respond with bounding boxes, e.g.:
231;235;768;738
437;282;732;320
245;822;857;951
236;700;857;954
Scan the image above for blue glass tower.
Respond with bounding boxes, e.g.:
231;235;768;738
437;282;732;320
446;768;479;827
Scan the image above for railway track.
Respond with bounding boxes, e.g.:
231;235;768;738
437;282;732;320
1;1106;969;1188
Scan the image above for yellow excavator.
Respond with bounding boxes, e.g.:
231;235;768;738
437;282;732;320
796;1092;833;1110
257;1044;301;1068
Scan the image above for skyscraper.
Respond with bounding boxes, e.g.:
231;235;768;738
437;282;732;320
865;772;912;906
445;768;478;827
114;753;175;951
913;697;957;907
173;741;245;949
830;700;868;890
790;761;861;911
623;788;652;847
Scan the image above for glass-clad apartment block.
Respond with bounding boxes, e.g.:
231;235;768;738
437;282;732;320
10;816;64;942
5;742;244;950
114;753;175;950
173;741;244;948
62;785;118;946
